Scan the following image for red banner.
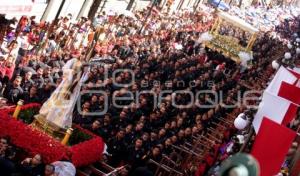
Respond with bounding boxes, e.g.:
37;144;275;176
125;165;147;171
251;117;296;176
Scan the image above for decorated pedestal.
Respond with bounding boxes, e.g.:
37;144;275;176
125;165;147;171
0;103;104;167
31;114;68;140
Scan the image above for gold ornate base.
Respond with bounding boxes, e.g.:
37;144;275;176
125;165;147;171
31;114;67;140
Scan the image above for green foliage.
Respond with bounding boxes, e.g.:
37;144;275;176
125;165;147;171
68;128;92;146
12;107;92;146
18;108;40;124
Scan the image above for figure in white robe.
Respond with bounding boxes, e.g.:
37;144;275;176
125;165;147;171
39;58;88;129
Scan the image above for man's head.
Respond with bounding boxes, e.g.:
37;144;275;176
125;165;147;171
125;124;133;133
25;71;32;80
92;119;101;130
150;132;157;140
142;132;149;141
119;111;127;119
44;164;55;176
135;122;144;131
29;86;38;95
37;68;44;76
91;95;98;103
152;146;161;156
185;127;192;136
135;138;143;148
5;56;14;67
104;114;111;123
82;101;90;110
0;136;10;150
178;130;185;138
158;128;166;137
44;67;52;75
165;138;172;147
117;129;125;139
32;154;42;166
13;76;22;87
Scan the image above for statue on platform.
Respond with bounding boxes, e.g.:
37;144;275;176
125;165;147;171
33;53;89;136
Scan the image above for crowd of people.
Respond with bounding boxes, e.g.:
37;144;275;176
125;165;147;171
0;2;299;176
228;4;300;32
0;136;61;176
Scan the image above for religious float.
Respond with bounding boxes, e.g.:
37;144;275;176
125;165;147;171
202;11;259;65
0;56;105;168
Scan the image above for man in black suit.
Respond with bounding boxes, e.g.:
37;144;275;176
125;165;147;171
3;76;23;104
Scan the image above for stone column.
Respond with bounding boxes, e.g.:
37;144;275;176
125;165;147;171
77;0;94;20
126;0;136;10
41;0;64;22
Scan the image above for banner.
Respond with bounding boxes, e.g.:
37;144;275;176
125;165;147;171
278;81;300;105
251;118;296;176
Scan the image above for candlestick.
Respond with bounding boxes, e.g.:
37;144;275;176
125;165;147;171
61;128;73;145
13;100;24;119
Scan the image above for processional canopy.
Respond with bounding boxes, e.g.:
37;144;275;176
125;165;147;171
204;11;259;64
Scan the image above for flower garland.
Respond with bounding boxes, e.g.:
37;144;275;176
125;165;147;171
70;125;104;167
0;103;104;167
0;111;67;163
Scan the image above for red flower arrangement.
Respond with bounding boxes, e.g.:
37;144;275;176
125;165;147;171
0;103;104;167
70;125;104;167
